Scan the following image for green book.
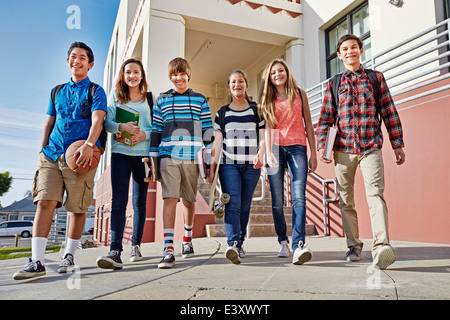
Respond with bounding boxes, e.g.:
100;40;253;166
114;103;140;147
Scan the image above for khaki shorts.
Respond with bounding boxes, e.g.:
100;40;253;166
32;151;97;213
160;157;199;203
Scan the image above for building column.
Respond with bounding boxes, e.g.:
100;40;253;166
286;38;305;87
142;10;186;96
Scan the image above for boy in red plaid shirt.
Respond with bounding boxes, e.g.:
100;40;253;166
317;34;405;270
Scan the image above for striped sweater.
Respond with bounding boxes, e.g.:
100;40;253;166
150;88;214;160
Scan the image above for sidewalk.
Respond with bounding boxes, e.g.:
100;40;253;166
0;236;449;301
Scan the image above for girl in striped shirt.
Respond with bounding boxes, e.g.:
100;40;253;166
210;70;265;264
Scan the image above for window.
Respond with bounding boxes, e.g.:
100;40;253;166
325;2;371;77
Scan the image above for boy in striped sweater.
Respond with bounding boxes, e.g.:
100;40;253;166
150;57;213;269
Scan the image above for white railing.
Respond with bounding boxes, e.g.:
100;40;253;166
307;18;450;124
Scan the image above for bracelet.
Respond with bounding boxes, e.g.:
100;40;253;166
84;141;95;148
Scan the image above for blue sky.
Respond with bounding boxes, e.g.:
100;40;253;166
0;0;120;207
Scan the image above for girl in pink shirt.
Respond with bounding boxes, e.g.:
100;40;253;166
259;59;317;265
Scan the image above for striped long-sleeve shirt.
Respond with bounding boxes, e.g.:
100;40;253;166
150;88;214;160
317;67;404;155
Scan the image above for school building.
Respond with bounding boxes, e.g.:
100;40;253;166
94;0;450;247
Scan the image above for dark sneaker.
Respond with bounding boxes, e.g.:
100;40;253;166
182;242;194;258
158;251;175;269
373;245;396;270
57;253;75;273
292;241;312;265
345;246;362;262
130;245;143;262
96;250;123;270
13;259;46;280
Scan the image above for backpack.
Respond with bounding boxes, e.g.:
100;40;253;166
217;101;261;141
330;69;382;124
51;83;154;153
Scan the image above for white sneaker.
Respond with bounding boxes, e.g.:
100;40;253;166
239;245;246;258
130;245;143;262
292;241;312;265
277;240;291;258
373;245;396;270
225;241;241;264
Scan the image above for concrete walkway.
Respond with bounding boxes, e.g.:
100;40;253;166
0;236;449;301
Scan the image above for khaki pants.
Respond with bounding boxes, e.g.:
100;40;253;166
160;157;199;203
32;152;97;213
334;150;389;257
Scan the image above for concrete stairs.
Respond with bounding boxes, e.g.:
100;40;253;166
198;177;316;238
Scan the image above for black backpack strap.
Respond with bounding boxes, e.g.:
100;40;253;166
147;92;154;120
86;82;107;151
364;69;382;118
88;82;99;106
51;84;66;105
218;105;228;135
331;73;342;108
249;101;261;144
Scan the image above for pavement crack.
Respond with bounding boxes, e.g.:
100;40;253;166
383;271;399;300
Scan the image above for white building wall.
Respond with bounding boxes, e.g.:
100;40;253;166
302;0;440;88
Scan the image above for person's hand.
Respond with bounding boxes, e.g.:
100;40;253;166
74;144;93;168
319;149;332;164
208;162;216;184
309;154;318;172
394;148;405;165
119;121;140;135
253;151;264;169
130;130;146;144
266;152;278;168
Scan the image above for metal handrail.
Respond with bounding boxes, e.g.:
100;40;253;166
308;172;338;236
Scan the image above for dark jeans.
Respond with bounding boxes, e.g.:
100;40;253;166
219;164;261;247
267;145;308;251
110;153;149;252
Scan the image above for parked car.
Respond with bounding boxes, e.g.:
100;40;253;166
0;221;33;238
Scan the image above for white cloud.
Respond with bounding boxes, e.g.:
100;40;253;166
0;106;46;132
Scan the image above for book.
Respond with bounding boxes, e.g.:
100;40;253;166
113;104;140;147
323;126;337;160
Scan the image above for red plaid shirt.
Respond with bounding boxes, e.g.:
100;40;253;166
317;67;404;155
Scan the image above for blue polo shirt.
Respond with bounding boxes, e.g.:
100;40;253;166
43;77;108;162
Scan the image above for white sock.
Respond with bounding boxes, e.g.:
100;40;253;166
64;238;80;257
31;237;48;264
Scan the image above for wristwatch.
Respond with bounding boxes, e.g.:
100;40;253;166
84;141;95;148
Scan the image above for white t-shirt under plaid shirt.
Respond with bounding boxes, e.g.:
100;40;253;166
214;104;265;165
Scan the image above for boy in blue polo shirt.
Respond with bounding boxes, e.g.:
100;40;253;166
13;42;107;280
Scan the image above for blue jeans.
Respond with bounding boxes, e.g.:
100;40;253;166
110;153;149;252
267;145;308;251
219;164;261;247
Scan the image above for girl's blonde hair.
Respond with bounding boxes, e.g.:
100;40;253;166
258;58;301;128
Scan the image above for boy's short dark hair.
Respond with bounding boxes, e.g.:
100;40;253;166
168;57;192;80
68;42;94;63
336;34;363;54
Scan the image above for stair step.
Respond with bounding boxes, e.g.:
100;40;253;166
199;177;316;238
205;223;316;238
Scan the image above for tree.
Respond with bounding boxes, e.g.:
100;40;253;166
0;171;13;197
